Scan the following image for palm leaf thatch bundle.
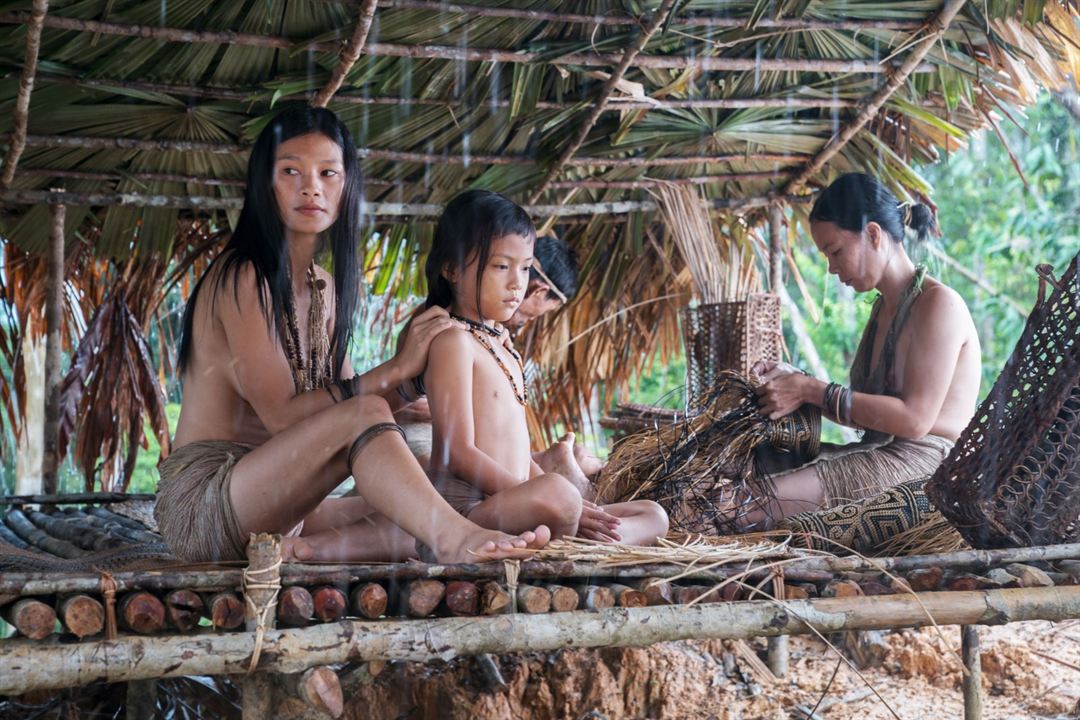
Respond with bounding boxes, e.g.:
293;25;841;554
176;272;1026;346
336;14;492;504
596;371;820;535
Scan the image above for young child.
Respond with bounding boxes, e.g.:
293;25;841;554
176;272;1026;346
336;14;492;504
422;190;669;544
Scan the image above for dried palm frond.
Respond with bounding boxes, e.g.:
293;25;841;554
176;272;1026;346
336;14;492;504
527;532;805;568
878;512;969;556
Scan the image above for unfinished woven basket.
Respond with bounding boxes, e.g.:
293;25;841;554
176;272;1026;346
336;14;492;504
926;253;1080;549
682;294;781;408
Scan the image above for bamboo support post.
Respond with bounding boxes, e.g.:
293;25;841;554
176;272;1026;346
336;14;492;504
349;583;388;620
767;636;789;678
118;592;165;635
768;203;784;293
5;598;56;639
962;625;982;720
0;0;47;189
164;589;204;633
6;586;1079;694
277;585;314;627
41;199;64;494
444;580;479;617
311;0;378;108
282;666;344;719
58;594;104;638
311;586;347;623
527;0;677;204
783;0;968;194
241;534;282;719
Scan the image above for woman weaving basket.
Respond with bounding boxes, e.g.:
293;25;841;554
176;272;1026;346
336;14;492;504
746;173;982;528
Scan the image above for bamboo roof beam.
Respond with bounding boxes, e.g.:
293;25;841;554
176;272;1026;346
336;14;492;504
527;0;676;205
0;0;48;190
0;188;812;215
784;0;969;194
19;167;247;186
0;12;936;75
310;0;378;108
6;134;808;167
364;1;930;32
32;73;861;111
547;171;792;190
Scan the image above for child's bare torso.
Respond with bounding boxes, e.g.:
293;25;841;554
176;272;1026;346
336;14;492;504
432;329;532;482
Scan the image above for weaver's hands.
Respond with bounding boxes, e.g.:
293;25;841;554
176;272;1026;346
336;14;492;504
577;500;622;543
393;307;464;380
753;360;811;420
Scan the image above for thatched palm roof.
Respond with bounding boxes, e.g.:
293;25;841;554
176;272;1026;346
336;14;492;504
1;1;1078;448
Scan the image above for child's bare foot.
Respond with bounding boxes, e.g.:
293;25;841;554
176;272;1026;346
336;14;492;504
281;536;315;562
437;525;551;564
536;433;593;497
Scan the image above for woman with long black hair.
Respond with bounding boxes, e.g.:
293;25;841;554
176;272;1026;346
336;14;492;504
154;106;549;563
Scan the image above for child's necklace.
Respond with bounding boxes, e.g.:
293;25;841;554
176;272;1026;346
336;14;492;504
450;312;502;338
463;326;528;406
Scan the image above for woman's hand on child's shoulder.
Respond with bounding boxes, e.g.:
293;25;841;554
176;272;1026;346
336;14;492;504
393;306;465;379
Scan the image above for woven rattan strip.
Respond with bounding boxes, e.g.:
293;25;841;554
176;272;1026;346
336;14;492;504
926;252;1080;549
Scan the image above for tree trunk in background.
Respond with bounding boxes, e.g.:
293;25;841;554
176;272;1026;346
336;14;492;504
15;325;44;496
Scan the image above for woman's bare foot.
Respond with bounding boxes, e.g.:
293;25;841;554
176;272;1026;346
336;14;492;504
572;441;604;479
438;525;552;563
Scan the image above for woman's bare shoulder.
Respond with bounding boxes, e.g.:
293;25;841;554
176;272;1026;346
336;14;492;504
915;276;974;329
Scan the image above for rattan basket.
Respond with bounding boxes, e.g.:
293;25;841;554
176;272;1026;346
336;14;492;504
926;253;1080;549
682;294;782;408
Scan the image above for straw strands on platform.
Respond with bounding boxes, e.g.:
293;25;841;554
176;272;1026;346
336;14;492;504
528;533;804;569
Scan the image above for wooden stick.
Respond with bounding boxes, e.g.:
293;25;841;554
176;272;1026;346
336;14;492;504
5;598;56;640
242;533;281;719
0;12;935;74
962;625;982;720
479;581;511;615
118;592;166;635
444;580;479;617
311;586;348;623
278;586;315;627
397;579;445;618
7;586;1079;694
608;583;647;609
0;0;47;190
628;578;674;606
33;73;861;110
41;198;64;494
281;666;344;719
350;583;388;620
206;592;245;631
58;594;104;638
783;0;968;194
515;584;552;614
548;171;791;191
767;636;789;678
545;584;580;612
527;0;677;204
164;589;204;633
575;584;615;611
311;0;378;108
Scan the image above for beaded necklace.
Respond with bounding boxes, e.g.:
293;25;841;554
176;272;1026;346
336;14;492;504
452;313;527;405
281;261;334;394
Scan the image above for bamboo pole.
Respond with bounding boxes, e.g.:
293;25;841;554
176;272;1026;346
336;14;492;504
310;0;378;108
0;12;936;74
0;0;48;190
0;492;156;505
41;198;64;494
768;203;784;293
370;0;928;31
549;171;791;190
20;167;247;187
3;586;1079;694
784;0;969;194
34;73;862;110
527;0;677;205
8;542;1080;598
962;625;982;720
767;636;789;678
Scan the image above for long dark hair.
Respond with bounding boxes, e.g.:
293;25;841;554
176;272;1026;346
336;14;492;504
531;235;579;301
424;190;535;317
178;105;362;378
809;173;936;246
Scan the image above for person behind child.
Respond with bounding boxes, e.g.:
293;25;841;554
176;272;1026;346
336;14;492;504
421;189;669;544
739;172;981;528
154;106;549;564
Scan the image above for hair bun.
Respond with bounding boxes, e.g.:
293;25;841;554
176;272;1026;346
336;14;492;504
905;202;937;243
